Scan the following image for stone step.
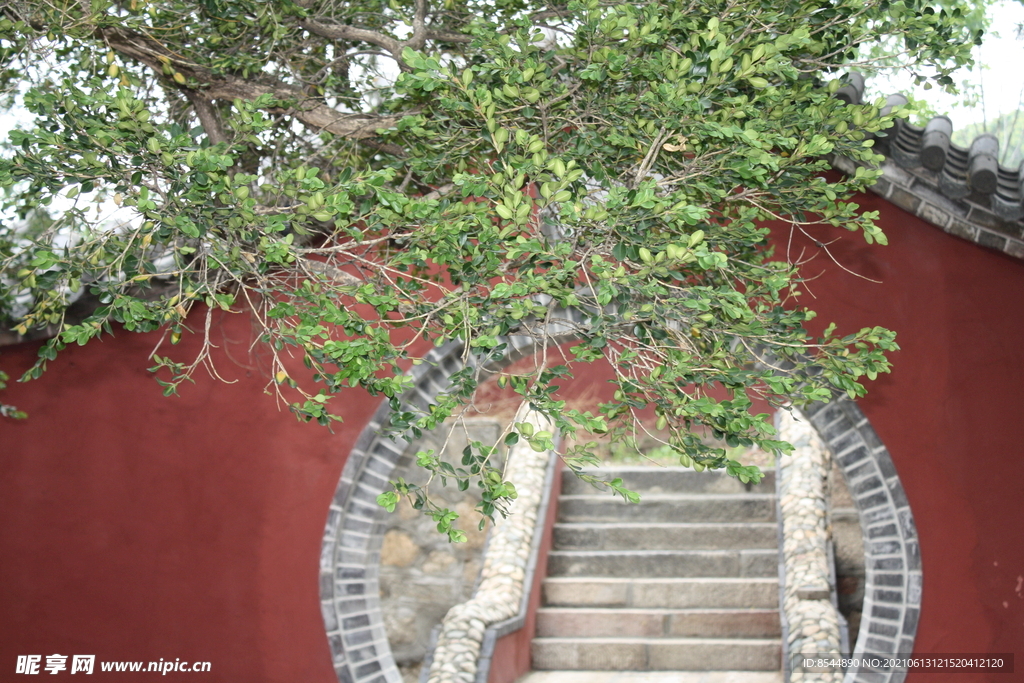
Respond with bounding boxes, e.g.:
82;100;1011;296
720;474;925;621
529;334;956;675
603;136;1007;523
553;522;779;551
531;637;782;671
516;672;783;683
542;578;780;609
548;549;779;579
536;607;781;638
562;467;776;496
557;494;776;524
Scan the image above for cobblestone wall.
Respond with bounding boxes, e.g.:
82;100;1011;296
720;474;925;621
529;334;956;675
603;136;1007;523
778;409;843;683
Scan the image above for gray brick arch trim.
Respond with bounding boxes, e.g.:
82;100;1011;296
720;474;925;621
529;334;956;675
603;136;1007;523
319;319;582;683
802;398;921;683
318;342;464;683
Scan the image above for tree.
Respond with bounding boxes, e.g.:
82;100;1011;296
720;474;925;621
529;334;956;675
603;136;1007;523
0;0;976;533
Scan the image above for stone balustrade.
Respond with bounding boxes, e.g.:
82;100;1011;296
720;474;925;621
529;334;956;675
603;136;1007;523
777;409;843;683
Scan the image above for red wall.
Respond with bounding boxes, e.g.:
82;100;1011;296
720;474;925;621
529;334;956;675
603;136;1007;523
0;309;375;682
773;193;1024;681
2;187;1022;682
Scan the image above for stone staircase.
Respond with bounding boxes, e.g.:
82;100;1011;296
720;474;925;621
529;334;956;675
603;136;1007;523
531;466;783;675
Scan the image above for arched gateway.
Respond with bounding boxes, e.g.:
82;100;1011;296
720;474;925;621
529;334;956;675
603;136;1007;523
320;341;921;683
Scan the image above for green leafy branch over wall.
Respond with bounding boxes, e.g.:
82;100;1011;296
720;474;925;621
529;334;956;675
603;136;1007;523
0;0;977;533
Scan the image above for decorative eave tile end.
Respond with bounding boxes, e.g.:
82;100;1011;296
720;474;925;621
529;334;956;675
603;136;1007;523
829;74;1024;259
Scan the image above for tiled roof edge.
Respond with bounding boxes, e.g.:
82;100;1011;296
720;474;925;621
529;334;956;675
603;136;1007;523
831;73;1024;260
831;153;1024;260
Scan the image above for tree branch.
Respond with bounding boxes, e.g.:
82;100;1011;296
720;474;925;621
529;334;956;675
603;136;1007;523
203;77;398;139
422;183;455;201
0;281;177;348
183;91;228;146
298;19;405;64
425;29;473;44
300;0;470;70
101;27;402;142
300;259;363;286
408;0;429;49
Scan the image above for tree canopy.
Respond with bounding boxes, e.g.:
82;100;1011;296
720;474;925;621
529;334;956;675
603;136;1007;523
0;0;978;533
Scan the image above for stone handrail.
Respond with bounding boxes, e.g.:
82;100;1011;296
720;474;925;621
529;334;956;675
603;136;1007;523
424;407;556;683
777;408;843;683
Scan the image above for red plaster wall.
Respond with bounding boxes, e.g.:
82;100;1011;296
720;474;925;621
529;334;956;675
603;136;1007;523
2;187;1022;682
0;309;376;682
773;193;1024;681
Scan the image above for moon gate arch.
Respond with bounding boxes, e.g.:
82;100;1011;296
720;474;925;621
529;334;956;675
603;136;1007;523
318;321;920;683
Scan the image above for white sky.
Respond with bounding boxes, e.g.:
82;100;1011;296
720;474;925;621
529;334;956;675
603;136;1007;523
869;0;1024;129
